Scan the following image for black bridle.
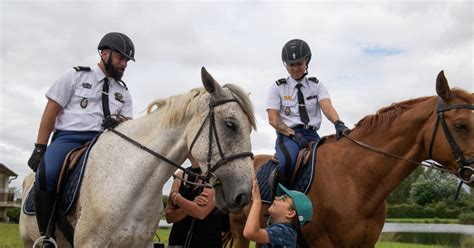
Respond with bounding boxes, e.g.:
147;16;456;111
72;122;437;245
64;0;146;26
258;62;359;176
109;98;253;187
188;98;254;183
428;97;474;184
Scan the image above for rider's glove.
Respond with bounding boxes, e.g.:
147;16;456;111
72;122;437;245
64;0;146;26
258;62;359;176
334;120;350;140
101;116;119;130
289;133;308;149
27;143;47;172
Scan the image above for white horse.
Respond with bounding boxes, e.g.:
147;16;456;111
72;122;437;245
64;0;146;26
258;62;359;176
20;67;257;247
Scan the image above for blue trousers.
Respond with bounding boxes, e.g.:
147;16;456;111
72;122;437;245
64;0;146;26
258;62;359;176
275;127;320;183
36;130;99;192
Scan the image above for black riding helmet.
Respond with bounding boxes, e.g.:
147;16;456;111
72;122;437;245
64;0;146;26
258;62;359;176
281;39;311;65
98;32;135;61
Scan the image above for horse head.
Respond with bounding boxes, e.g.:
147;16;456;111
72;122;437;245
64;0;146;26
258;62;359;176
430;71;474;186
187;67;256;213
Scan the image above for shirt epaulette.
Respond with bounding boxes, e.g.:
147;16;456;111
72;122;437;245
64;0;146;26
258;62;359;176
308;77;319;84
275;78;287;86
73;66;91;72
118;80;128;90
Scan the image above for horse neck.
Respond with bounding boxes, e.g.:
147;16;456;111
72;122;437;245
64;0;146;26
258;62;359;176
344;96;437;212
121;111;190;181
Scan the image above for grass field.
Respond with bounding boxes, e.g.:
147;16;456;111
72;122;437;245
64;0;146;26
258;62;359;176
0;222;449;248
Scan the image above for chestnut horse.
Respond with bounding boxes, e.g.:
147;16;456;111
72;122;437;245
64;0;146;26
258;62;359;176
227;71;473;247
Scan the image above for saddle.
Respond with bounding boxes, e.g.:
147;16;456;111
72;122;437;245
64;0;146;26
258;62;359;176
24;136;99;216
57;142;90;191
256;138;325;203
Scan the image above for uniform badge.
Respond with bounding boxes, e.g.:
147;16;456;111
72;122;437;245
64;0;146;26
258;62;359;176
80;98;88;108
114;92;124;103
82;83;92;89
283;95;292;100
284;107;291;116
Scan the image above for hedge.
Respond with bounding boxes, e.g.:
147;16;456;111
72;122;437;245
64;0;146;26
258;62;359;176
387;203;474;219
459;212;474;224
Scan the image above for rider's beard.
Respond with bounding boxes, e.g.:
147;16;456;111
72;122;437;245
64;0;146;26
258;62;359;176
105;62;124;81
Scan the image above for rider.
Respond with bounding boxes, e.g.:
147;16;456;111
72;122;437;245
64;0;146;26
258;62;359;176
266;39;349;187
27;32;136;247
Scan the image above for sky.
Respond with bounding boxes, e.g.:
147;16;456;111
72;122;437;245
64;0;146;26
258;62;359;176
1;0;473;197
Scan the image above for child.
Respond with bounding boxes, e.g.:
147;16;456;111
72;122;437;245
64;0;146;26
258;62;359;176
244;173;313;247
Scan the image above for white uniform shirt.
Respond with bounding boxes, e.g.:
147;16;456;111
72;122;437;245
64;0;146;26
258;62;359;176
46;64;133;132
266;76;330;130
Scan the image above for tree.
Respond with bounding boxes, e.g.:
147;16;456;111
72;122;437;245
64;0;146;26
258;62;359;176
409;169;464;206
387;166;423;204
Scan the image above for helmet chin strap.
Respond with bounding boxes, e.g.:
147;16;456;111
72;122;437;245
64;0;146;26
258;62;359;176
99;50;113;76
295;71;308;81
284;60;309;81
292;66;309;81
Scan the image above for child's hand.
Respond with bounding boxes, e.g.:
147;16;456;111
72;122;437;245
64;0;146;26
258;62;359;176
252;173;261;201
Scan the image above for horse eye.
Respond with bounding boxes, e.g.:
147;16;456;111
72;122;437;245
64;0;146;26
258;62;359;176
224;121;236;131
454;122;468;132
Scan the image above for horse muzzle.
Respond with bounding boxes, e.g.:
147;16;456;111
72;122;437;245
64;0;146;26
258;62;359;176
213;182;251;214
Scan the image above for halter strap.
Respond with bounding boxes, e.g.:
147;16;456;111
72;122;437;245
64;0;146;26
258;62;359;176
428;98;474;171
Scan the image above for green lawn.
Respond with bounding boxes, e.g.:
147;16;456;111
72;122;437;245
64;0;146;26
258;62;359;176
375;242;443;248
0;223;22;248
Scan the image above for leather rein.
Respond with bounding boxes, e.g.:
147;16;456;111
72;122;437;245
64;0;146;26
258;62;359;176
108;98;253;188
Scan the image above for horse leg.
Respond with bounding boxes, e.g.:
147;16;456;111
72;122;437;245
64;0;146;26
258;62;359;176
229;210;250;248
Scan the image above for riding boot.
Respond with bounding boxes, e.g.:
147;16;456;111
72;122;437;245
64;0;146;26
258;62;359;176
34;189;57;248
269;169;289;199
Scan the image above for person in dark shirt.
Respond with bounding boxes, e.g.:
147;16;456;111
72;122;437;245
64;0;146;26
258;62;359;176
165;155;225;248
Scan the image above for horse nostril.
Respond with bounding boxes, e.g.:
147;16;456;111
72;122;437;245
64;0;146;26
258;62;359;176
233;192;250;208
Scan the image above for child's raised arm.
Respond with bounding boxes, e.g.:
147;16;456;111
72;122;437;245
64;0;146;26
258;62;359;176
243;173;270;244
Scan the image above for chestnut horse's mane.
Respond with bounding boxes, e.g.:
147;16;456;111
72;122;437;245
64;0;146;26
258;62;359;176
354;88;472;135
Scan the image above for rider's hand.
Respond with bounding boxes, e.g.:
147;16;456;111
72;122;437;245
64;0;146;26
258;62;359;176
101;116;119;130
290;133;308;148
335;120;350;140
27;143;47;172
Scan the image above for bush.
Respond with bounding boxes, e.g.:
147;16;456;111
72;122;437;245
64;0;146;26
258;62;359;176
6;207;20;224
459;213;474;224
387;203;462;218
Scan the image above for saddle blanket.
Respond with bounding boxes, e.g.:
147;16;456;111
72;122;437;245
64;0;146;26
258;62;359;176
23;135;98;215
256;141;319;204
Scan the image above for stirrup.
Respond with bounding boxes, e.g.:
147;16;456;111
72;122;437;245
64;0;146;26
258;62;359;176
32;236;58;248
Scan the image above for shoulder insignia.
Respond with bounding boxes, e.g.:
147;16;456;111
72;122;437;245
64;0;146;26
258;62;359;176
275;78;287;86
118;80;128;91
73;66;91;72
308;77;319;84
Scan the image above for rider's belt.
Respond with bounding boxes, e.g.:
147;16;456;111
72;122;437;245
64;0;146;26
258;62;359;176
293;124;317;131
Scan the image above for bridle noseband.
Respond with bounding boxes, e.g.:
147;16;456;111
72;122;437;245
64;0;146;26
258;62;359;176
428;97;474;184
108;97;253;188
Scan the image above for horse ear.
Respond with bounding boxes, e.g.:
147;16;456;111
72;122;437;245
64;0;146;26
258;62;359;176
201;67;223;95
436;70;452;101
